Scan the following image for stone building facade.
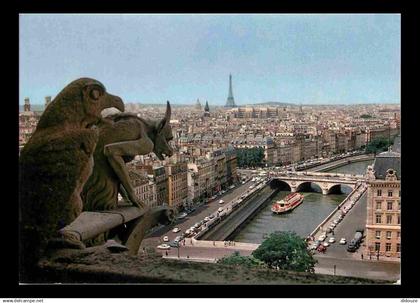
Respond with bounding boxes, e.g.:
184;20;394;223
128;170;157;208
365;150;401;260
165;162;188;210
134;164;168;206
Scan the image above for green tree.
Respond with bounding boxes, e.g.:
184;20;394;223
365;137;392;154
252;231;317;273
360;114;373;119
235;147;265;168
218;251;265;267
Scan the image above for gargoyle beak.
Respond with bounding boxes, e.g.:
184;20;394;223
102;93;125;112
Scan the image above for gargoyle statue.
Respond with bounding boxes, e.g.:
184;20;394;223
19;78;125;280
81;101;176;252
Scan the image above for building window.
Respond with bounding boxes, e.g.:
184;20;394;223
386;231;392;239
376;214;382;224
386;214;392;224
386;243;392;252
375;242;381;251
388;191;393;197
377;189;382;196
397;232;400;238
375;231;381;239
376;202;382;210
398;215;400;224
399;190;401;197
396;243;401;252
387;201;393;210
398;201;401;210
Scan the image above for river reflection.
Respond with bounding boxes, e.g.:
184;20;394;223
233;160;373;244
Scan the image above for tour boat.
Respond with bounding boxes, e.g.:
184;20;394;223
271;193;304;214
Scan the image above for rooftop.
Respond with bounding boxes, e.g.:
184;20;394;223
373;150;401;180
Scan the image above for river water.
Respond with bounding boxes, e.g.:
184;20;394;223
233;160;373;244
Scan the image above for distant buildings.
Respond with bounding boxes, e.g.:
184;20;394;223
19;95;400;216
19;97;42;146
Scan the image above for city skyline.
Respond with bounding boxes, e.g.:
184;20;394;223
20;14;400;106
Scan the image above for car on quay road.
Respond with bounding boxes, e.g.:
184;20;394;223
308;240;321;250
339;238;347;245
163;236;169;242
317;244;327;253
204;217;210;222
328;237;335;244
157;244;171;250
218;199;224;204
176;212;188;220
168;241;179;248
347;229;364;252
322;242;330;247
318;234;327;242
172;227;181;233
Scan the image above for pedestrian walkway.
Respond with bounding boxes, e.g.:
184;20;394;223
163;255;218;263
183;238;259;251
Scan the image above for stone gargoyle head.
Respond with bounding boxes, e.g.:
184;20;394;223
153;101;174;160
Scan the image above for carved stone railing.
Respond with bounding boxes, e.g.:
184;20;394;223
60;204;174;255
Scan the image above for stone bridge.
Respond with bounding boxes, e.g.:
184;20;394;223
268;171;366;195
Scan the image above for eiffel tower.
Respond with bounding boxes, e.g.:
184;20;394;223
225;74;237;107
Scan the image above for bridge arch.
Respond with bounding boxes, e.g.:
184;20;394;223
269;179;292;191
295;181;323;194
327;183;355;195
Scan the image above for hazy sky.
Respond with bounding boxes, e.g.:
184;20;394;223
20;14;400;106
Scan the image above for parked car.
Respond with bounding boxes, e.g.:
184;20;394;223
218;200;224;204
339;238;347;245
172;227;180;233
163;236;169;242
309;240;321;250
209;214;215;219
333;219;340;224
317;244;327;253
318;234;327;242
176;212;188;220
322;242;330;247
168;241;179;247
328;237;335;243
157;244;171;250
218;207;224;212
204;217;210;222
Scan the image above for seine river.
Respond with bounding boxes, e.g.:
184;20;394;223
233;160;373;244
